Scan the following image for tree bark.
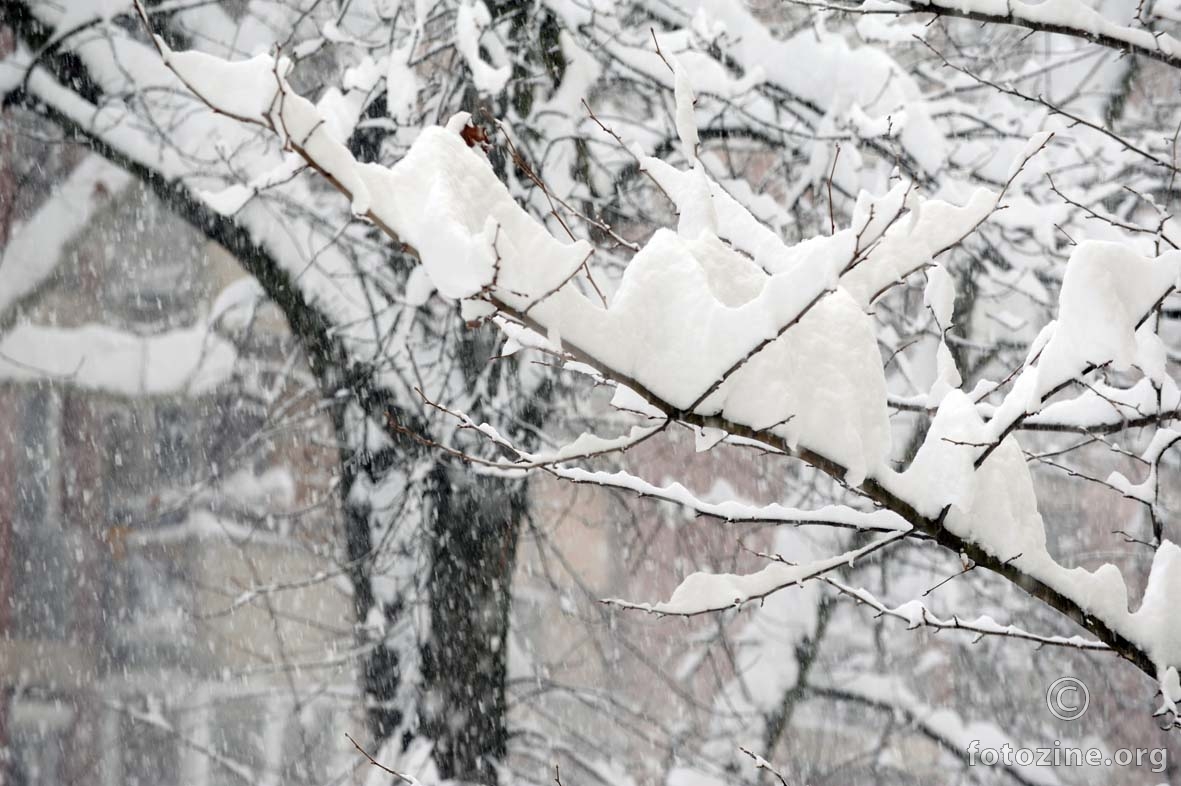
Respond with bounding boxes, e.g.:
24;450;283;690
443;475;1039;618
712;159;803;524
421;466;523;785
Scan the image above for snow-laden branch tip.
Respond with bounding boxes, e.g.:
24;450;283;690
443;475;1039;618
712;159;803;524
602;529;911;616
824;577;1110;652
801;0;1181;70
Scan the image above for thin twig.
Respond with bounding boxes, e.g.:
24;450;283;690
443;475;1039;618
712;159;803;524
345;733;424;786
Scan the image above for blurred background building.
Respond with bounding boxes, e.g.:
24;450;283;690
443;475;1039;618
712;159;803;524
0;145;352;785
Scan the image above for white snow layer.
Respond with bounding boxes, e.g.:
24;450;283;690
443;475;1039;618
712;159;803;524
0;157;131;318
0;321;235;395
455;1;511;93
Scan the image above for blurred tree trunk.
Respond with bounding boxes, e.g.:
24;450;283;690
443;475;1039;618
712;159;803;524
421;467;523;784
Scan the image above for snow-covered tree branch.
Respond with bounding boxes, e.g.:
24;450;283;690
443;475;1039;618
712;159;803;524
142;0;1181;730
